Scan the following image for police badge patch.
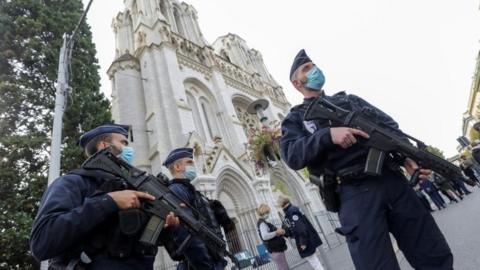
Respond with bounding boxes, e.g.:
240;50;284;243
303;121;317;134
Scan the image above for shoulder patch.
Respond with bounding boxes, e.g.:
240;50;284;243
292;215;299;221
303;121;317;134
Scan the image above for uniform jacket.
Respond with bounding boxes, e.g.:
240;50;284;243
283;204;321;258
280;92;402;177
30;170;155;269
166;178;225;270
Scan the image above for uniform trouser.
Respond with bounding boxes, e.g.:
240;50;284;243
336;170;453;270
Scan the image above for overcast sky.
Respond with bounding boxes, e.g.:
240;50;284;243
83;0;480;157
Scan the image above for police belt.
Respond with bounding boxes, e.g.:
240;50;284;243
333;165;370;185
330;161;402;185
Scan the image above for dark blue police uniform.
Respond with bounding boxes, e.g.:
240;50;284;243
163;148;226;270
30;124;156;270
283;204;321;258
280;49;453;270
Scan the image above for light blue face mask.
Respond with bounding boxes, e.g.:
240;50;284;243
305;66;325;91
184;165;197;181
118;146;134;164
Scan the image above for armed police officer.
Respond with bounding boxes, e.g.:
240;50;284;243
280;50;453;270
30;124;178;269
162;148;227;270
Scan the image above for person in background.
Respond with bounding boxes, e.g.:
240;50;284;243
419;178;446;210
278;196;324;270
433;172;460;203
256;203;289;270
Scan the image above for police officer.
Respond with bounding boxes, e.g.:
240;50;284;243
280;49;453;270
30;124;178;269
162;147;227;270
278;196;324;270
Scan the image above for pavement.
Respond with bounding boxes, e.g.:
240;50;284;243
291;185;480;270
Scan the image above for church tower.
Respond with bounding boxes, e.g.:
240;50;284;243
107;1;334;267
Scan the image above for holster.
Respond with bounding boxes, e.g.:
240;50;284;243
48;252;88;270
310;170;340;212
106;209;154;258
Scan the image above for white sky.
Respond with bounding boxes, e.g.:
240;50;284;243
83;0;480;157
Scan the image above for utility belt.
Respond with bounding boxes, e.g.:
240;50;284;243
311;161;402;213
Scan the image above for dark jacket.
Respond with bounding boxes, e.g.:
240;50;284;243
165;178;225;270
257;219;287;253
280;92;402;177
283;204;321;258
419;179;436;194
30;169;155;270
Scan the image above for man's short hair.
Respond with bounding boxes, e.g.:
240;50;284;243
167;159;181;174
290;68;300;82
277;195;291;208
85;133;112;157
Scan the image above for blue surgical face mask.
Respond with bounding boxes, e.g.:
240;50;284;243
305;66;325;91
118;146;134;164
183;165;197;181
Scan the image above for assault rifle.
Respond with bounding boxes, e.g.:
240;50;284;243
304;97;464;185
82;149;237;264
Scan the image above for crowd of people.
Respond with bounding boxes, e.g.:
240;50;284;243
415;155;480;212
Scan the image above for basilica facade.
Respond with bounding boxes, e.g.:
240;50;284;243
107;0;334;268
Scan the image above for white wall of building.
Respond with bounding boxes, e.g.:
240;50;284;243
108;0;330;267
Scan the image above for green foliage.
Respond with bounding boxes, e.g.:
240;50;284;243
0;0;111;268
469;128;480;144
426;145;445;159
272;180;291;196
247;121;281;169
300;168;310;180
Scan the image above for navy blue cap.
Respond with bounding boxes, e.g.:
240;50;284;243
163;147;193;167
78;124;130;148
290;49;312;80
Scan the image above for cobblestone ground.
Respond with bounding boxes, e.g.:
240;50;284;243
293;186;480;270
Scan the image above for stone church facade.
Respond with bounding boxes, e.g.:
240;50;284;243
107;0;335;268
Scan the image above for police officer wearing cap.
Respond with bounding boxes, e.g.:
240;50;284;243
30;124;178;269
279;50;453;270
162;148;227;270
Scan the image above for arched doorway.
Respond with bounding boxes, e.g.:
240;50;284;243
216;167;259;254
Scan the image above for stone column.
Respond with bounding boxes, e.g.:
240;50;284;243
108;57;151;172
137;44;185;172
209;66;245;155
